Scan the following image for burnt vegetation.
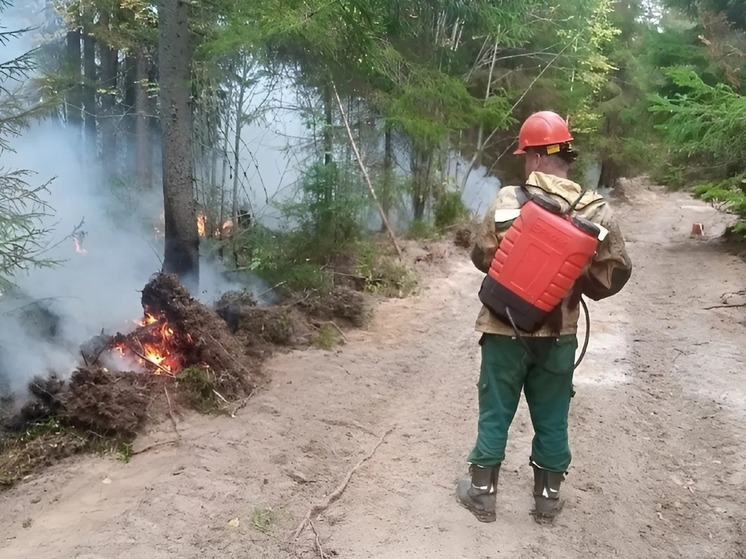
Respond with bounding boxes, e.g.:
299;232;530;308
0;250;429;486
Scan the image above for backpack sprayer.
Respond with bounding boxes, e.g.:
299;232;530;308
478;189;606;371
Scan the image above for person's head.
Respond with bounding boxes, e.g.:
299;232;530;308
514;111;578;180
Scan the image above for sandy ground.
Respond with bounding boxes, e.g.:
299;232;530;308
1;181;744;559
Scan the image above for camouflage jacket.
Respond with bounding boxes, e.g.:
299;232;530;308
471;171;632;337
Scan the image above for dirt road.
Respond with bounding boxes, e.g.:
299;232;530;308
1;181;744;559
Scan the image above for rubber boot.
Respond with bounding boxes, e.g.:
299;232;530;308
456;464;499;522
531;462;564;523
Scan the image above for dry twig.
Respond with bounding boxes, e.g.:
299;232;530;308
163;384;181;438
703;303;746;310
291;427;393;541
309;519;327;559
257;280;287;299
212;388;230;405
206;333;253;377
320;418;376;437
231;392;255;417
131;439;180;456
89;341;109;366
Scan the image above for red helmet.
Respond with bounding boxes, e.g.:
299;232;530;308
514;111;573;154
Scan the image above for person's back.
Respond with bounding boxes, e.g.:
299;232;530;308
457;111;632;523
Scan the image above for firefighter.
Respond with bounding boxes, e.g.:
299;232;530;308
456;110;633;523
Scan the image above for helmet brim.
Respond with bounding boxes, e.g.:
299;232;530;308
513;147;527;155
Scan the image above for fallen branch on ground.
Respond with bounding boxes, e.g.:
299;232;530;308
164;385;181;438
291;427;393;541
212;388;240;418
309;519;327;559
131;439;180;456
319;418;376;437
230;393;255;417
703;303;746;310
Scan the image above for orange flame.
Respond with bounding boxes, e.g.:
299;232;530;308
141;342;180;374
117;313;183;375
197;213;207;237
137;313;159;327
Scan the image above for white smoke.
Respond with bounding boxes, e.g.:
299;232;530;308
0;5;269;395
0;119;274;394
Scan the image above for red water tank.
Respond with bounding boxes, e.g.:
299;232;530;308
479;195;600;332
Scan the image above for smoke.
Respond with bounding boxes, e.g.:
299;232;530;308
0;124;152;391
0;119;273;395
0;2;284;397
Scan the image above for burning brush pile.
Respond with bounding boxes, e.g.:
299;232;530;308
1;270;369;486
0;274;260;484
85;273;257;390
77;272;259;420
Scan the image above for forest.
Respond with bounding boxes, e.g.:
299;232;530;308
1;0;744;296
1;1;745;556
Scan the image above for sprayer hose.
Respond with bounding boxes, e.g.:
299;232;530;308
505;297;591;373
575;297;591;370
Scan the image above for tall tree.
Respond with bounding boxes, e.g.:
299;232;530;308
158;0;199;289
0;0;54;289
650;0;746;236
65;24;83;130
135;53;152;189
82;23;97;152
98;11;118;177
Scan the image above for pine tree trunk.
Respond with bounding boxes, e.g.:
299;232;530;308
135;53;152;190
123;55;137;172
381;123;393;231
66;29;83;130
322;84;335;217
158;0;199;290
231;63;248;223
411;147;431;221
323;83;333;166
219;92;232;229
82;29;97;153
99;12;118;177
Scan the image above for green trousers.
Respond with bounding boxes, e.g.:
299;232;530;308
467;333;577;473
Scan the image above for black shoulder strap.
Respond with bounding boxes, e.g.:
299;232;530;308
516;185;533;208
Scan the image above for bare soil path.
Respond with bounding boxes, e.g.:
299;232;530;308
1;181;744;559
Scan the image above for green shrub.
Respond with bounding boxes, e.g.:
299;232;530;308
694;174;746;238
434;190;468;229
406;219;438;239
177;366;219;413
355;241;418;297
313;323;342;349
282;162;366;258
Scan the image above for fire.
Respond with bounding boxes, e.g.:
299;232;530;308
137;313;159;326
141;341;180;374
197;213;207;237
111;313;183;375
